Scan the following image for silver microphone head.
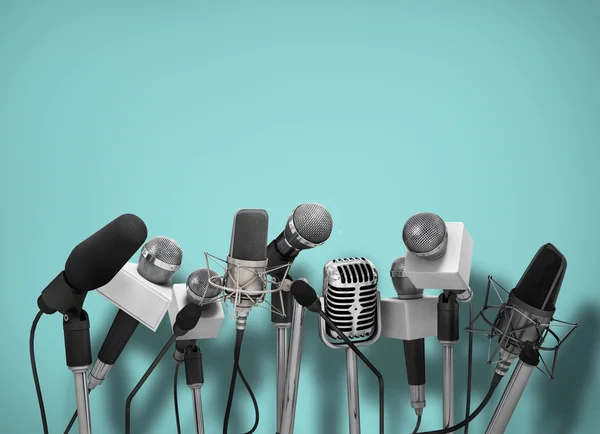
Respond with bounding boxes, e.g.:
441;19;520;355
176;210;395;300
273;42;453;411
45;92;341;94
186;268;223;307
323;257;379;341
137;236;183;284
390;257;423;299
402;213;448;260
284;203;333;250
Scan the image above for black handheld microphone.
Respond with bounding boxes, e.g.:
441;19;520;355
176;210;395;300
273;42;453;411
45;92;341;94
125;303;203;434
290;279;384;434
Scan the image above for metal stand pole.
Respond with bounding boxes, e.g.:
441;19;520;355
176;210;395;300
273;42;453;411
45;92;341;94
346;349;361;434
438;291;459;431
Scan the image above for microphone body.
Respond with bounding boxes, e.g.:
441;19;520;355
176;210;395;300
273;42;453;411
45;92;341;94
223;209;269;330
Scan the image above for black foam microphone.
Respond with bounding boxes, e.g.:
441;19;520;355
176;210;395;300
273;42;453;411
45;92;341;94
493;243;566;376
37;213;148;315
290;280;384;434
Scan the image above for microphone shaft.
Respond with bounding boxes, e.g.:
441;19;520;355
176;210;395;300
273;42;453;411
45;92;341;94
70;367;91;434
346;349;361;434
442;344;455;430
279;302;305;434
191;387;204;434
485;359;536;434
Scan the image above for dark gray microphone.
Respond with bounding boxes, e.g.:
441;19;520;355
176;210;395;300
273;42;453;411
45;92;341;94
224;209;269;330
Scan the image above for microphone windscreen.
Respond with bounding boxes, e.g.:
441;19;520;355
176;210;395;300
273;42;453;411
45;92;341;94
174;303;203;332
402;212;448;260
187;268;222;304
290;280;318;308
229;209;268;261
292;203;333;244
513;243;566;311
65;214;147;292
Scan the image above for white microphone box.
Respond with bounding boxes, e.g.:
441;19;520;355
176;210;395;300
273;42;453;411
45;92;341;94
404;222;473;291
380;296;438;340
95;262;173;332
169;283;225;340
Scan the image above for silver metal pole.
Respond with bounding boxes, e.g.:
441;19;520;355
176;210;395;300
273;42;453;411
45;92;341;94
191;386;204;434
276;326;289;430
279;302;305;434
346;349;361;434
485;359;536;434
442;343;455;430
71;366;91;434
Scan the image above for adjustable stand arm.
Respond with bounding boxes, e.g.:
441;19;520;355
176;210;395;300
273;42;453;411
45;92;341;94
437;291;459;430
64;309;93;434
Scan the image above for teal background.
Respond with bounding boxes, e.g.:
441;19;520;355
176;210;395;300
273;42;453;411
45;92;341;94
1;1;599;433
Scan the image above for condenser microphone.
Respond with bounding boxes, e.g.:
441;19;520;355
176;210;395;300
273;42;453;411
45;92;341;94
320;258;381;434
223;209;269;330
87;236;183;390
493;243;566;377
37;213;148;315
290;279;384;434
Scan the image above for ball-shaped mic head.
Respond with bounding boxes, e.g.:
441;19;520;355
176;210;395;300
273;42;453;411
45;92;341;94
402;212;448;260
137;236;182;284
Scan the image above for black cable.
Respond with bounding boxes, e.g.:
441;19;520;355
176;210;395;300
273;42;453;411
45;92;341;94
125;334;178;434
464;302;474;434
174;364;181;434
237;364;260;433
414;374;502;434
223;329;244;434
412;415;422;434
30;310;49;434
318;311;384;434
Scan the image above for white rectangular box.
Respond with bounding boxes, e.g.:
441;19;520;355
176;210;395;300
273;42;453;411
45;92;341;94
96;262;172;332
380;296;438;340
404;222;473;291
169;283;225;340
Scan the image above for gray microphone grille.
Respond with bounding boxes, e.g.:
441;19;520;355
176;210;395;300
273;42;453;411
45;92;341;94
137;236;183;284
292;203;333;244
402;213;448;259
187;268;222;305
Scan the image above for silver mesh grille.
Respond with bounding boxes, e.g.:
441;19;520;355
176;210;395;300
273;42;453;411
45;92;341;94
137;236;182;284
324;257;378;340
402;213;447;259
292;203;333;244
187;268;222;302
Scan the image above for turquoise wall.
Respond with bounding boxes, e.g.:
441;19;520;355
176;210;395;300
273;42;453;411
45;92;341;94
1;1;598;433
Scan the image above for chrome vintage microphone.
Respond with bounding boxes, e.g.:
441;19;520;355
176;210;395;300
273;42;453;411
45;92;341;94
267;203;333;430
318;258;381;434
403;212;474;431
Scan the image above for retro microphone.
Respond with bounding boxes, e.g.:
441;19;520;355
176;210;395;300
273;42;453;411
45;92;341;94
267;203;333;429
403;212;474;430
290;279;384;434
222;209;269;434
485;243;567;434
170;269;224;434
32;214;147;434
318;258;381;434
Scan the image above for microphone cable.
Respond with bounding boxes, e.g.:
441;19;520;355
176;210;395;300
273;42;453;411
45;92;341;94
30;310;49;434
125;334;178;434
223;329;260;434
174;364;181;434
414;373;502;434
412;415;422;434
464;301;474;434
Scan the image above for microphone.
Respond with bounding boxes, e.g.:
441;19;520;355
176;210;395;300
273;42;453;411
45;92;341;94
32;214;147;434
223;208;269;330
290;279;384;434
171;268;224;364
266;203;333;430
37;213;148;315
492;243;566;377
319;258;381;434
403;212;475;429
390;257;427;417
125;302;204;434
88;236;183;390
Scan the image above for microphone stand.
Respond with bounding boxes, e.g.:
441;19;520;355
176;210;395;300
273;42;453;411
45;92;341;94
485;343;540;434
184;345;205;434
438;291;459;430
346;349;360;434
63;309;93;434
279;300;305;434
